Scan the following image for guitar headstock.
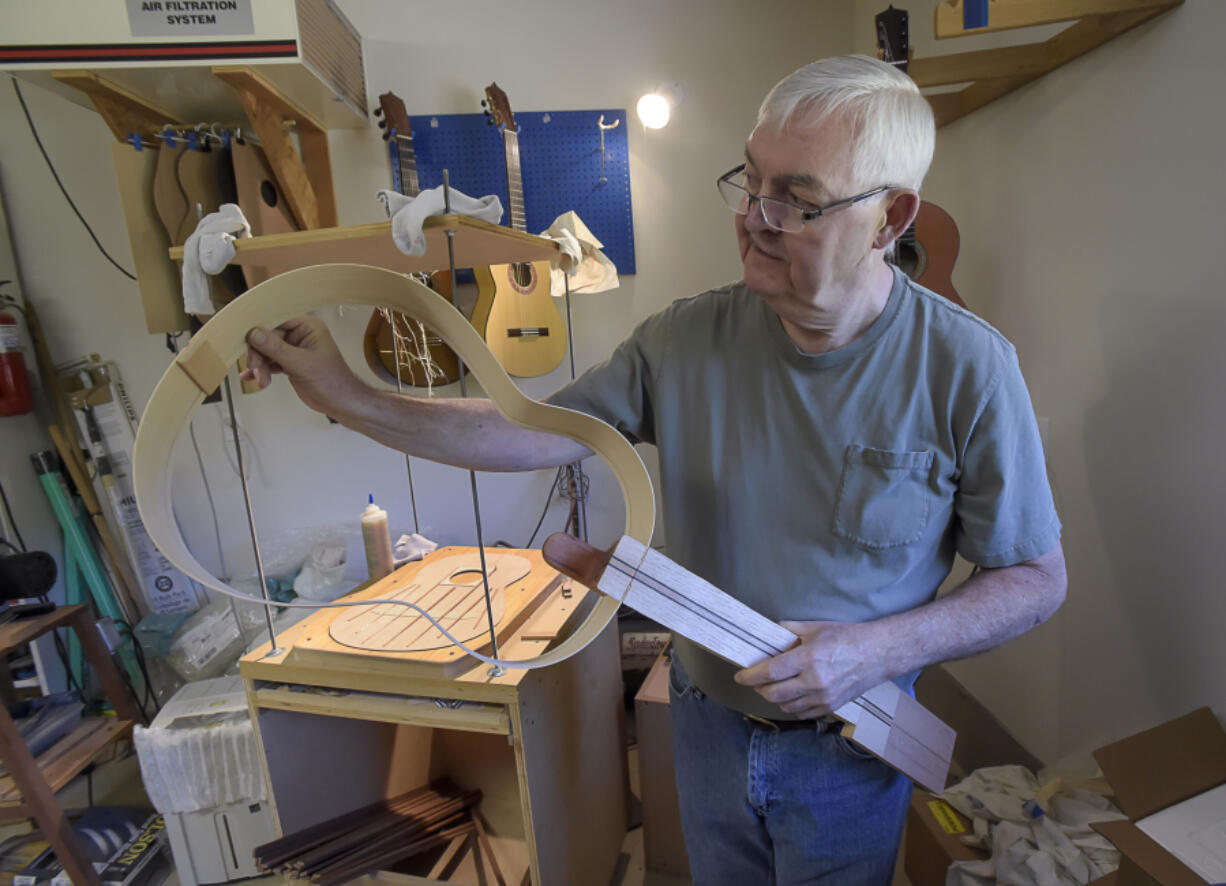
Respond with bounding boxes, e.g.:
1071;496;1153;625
374;90;412;141
875;5;911;73
482;82;517;134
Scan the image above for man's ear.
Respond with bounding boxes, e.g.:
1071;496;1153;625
874;189;920;251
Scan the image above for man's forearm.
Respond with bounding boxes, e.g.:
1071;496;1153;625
865;544;1067;682
332;385;591;472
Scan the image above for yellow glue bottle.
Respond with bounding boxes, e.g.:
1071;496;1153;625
361;493;394;580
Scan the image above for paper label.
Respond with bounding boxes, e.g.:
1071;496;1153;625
125;0;254;37
928;799;967;835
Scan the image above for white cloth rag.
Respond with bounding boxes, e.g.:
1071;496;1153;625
539;210;619;296
181;203;251;315
393;532;438;567
378;186;503;256
941;765;1127;886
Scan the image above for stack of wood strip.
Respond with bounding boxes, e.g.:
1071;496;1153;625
254;780;482;885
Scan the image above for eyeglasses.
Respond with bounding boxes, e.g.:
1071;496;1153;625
716;164;895;233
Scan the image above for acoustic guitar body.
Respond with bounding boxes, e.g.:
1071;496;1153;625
362;90;467;389
362;271;465;387
232;140;300;285
472;260;567;378
911;201;963;308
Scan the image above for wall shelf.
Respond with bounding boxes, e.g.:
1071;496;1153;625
913;0;1183;127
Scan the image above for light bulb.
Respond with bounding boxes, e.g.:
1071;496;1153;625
636;93;670;129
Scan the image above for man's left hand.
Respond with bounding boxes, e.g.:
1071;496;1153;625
733;620;883;718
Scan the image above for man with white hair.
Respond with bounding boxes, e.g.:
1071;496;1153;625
244;55;1065;885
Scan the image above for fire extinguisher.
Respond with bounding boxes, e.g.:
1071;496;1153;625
0;287;34;417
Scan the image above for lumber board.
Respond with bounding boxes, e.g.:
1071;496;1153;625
250;685;510;735
557;533;956;793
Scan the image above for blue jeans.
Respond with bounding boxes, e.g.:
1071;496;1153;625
668;655;911;885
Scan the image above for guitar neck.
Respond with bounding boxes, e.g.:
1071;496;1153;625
502;129;527;233
392;131;420;197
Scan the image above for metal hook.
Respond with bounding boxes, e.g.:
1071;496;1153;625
597;114;621;183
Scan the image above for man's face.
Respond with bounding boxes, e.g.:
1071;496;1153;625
736;112;884;316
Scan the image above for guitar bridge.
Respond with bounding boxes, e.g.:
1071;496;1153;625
506;328;551;338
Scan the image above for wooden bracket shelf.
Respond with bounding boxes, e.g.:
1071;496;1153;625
913;0;1183;127
51;65;335;229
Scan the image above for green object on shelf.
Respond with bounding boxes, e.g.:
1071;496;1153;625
31;451;141;686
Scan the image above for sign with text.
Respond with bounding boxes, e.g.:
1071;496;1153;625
125;0;253;37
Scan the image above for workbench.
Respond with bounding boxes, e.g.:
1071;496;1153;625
238;547;629;886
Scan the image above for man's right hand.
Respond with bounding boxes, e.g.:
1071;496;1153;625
241;316;368;418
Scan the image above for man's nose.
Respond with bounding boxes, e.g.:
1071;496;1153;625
742;197;772;233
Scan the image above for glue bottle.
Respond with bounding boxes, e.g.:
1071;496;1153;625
361;493;394;580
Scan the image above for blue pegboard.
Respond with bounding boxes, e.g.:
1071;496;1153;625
407;109;636;275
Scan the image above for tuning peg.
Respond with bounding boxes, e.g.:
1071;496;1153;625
374;107;383;117
377;119;387;129
382;132;390;141
481;98;488;107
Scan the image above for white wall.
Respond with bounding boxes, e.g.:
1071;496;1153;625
852;0;1224;764
0;2;850;617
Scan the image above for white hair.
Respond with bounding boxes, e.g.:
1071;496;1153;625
756;54;935;192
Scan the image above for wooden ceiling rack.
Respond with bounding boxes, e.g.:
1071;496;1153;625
912;0;1183;127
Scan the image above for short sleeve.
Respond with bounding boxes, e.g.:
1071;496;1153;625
546;310;670;446
954;346;1062;568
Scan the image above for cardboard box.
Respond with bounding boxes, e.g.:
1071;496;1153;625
1090;707;1226;885
632;650;690;879
903;789;988;886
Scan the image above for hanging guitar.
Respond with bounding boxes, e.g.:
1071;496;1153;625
362;91;464;388
474;83;568;378
876;5;966;309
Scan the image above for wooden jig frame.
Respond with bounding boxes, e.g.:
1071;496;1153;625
915;0;1184;127
131;263;656;671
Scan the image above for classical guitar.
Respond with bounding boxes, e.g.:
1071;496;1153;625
362;91;464;388
474;83;568;378
876;5;966;308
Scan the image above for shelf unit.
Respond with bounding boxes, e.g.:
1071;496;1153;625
0;605;144;886
913;0;1183;127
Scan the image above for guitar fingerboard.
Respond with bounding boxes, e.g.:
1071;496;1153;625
404;109;636;275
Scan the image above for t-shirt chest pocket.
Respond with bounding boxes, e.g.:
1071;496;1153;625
833;445;935;550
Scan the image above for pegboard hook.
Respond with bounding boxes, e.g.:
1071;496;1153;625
597;114;621;183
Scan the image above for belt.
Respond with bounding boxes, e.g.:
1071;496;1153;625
742;713;840;734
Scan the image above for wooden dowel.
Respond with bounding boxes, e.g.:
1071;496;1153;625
472;807;507;886
259;785;483;884
255;781;455;867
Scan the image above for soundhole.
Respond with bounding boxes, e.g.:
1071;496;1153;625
449;568;486;586
260;180;278;208
894;242;927;280
507;261;537;293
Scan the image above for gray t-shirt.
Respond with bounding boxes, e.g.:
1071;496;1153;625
549;268;1061;718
